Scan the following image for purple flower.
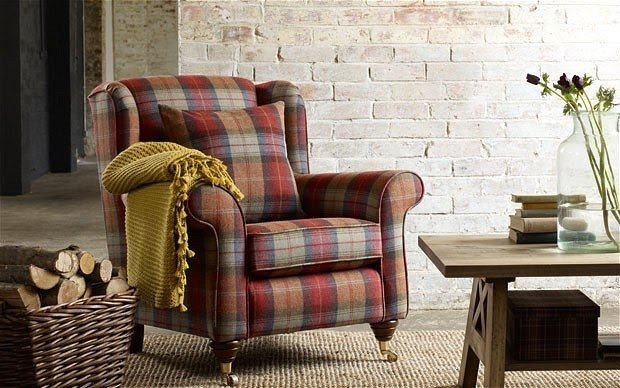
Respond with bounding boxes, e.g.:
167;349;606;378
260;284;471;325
526;73;540;85
572;75;584;90
556;73;570;91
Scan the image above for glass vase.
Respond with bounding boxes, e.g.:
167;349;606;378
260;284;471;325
557;112;620;253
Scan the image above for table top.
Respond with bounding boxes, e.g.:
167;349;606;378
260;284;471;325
418;234;620;278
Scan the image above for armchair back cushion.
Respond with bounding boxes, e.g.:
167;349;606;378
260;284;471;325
159;102;303;223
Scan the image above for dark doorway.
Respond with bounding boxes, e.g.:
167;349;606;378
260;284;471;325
0;0;84;195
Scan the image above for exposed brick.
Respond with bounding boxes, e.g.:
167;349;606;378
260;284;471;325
338;7;393;25
485;25;543;44
390;121;448;138
208;44;238;61
451;44;508;62
264;7;337;25
338;45;394;63
449;120;505;138
371;26;428;43
255;25;312;44
240;45;279;62
222;26;255;43
390;81;447;100
395;7;454;24
368;139;427;158
339;158;396;171
426;139;483;158
205;3;263;24
334;82;391;101
453;158;507;177
180;61;234;76
395;45;450;62
180;42;207;61
298;82;334;101
429;26;484;43
334;120;390;139
280;45;337;63
373;102;429;119
254;63;312;81
509;5;565;25
308;101;372;120
430;101;486;120
314;27;371;44
313;63;369;82
427;63;483;81
371;64;425;81
396;158;452;177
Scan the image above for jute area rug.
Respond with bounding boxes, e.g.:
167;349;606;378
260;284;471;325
124;329;620;388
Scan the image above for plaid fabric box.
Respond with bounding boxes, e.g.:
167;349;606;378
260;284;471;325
507;290;600;361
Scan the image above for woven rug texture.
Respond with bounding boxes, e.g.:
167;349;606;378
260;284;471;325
124;329;620;388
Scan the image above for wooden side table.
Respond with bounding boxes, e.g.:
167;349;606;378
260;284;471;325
418;234;620;388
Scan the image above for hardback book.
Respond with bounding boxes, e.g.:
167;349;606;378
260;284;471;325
511;194;559;203
515;208;558;218
521;202;557;210
509;215;557;233
508;228;557;244
511;194;586;204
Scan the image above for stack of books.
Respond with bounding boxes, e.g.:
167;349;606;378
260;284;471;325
509;194;558;244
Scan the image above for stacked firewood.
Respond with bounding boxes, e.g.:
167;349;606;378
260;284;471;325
0;245;130;311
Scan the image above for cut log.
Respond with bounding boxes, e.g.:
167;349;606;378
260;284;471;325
0;245;78;275
69;274;87;299
91;278;131;296
60;252;80;279
0;264;60;290
112;266;127;280
78;251;96;276
85;259;113;283
0;282;41;311
40;279;80;306
83;285;92;299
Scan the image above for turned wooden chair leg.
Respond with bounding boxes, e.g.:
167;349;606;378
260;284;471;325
129;323;144;353
210;340;241;386
370;319;399;362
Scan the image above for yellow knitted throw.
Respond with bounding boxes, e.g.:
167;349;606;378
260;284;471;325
102;142;243;311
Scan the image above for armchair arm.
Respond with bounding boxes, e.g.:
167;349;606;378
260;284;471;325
185;183;248;341
295;170;424;222
296;170;424;321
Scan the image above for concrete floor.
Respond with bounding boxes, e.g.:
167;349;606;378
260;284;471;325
0;159;618;332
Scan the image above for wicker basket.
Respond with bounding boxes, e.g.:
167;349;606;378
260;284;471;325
0;290;138;387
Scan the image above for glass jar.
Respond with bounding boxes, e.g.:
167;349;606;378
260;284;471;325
557;112;620;252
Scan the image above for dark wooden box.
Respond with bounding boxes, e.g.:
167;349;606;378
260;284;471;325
507;289;600;361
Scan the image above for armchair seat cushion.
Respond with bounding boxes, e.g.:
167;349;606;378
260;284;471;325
246;218;382;278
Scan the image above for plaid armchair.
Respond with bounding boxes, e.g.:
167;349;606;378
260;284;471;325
88;75;424;385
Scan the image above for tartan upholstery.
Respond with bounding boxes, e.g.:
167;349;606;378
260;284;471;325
160;102;304;223
88;75;424;345
249;268;384;337
507;290;600;361
246;218;382;278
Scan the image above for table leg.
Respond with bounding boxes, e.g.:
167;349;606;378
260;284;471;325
458;278;482;388
458;277;512;388
482;278;509;388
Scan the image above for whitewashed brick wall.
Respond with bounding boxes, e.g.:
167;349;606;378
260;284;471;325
178;0;620;309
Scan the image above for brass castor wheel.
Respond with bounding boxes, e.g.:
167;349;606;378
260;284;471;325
378;341;399;362
383;349;398;362
226;374;239;386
